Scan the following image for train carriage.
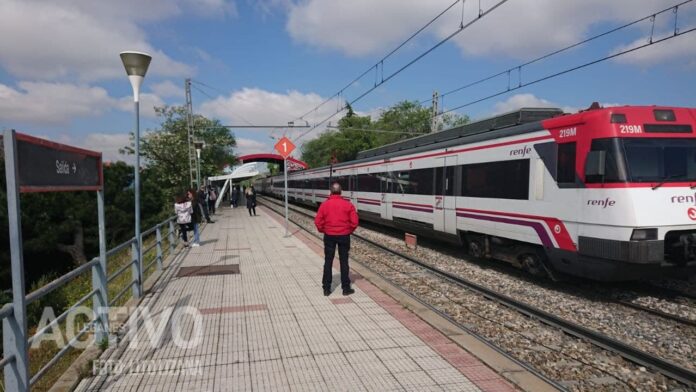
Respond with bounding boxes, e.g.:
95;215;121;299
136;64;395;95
257;104;696;281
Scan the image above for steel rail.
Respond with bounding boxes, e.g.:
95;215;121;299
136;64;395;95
259;195;696;387
258;197;568;391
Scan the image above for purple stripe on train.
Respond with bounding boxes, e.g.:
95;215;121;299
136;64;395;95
456;212;553;248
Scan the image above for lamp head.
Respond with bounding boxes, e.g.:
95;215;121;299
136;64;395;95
120;51;152;102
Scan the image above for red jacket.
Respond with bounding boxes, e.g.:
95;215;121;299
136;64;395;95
315;195;359;235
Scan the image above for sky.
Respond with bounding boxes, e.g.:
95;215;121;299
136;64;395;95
1;0;695;166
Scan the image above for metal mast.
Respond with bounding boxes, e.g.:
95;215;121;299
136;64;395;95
431;90;440;133
185;78;196;187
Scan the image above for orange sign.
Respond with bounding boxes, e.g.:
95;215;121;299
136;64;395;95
274;136;295;159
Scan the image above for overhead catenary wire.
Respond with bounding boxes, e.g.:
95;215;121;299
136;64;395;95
294;0;463;123
438;24;696;117
419;0;695;106
189;84;257;127
293;0;511;143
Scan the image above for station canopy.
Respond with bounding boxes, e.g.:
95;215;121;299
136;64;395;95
238;153;309;172
207;162;260;183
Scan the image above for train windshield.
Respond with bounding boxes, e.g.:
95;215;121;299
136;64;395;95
587;138;696;183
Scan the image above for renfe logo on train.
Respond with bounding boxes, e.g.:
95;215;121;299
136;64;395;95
509;146;531;157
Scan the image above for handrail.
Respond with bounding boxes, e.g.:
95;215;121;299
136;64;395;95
0;302;13;320
107;259;136;284
29;319;97;386
109;280;138;306
25;259;99;305
27;289;98;346
0;354;16;369
0;213;178;390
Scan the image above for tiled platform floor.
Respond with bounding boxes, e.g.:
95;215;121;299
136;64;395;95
75;205;515;392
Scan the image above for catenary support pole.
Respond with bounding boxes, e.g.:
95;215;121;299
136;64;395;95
284;158;289;237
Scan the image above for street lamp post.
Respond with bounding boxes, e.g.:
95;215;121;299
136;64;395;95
120;51;151;298
194;141;204;188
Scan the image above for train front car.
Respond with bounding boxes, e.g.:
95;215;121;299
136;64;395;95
542;105;696;280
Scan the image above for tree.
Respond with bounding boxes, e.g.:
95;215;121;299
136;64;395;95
122;105;237;208
301;101;469;168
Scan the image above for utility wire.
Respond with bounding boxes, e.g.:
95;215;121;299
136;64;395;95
293;0;510;143
191;79;300;122
420;0;694;105
439;25;696;116
189;84;256;126
294;0;463;123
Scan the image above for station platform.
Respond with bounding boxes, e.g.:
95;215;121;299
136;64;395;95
75;205;518;392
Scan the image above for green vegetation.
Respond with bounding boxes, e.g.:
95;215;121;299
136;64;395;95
301;101;468;168
0;105;236;390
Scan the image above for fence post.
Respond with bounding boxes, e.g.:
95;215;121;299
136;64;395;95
92;190;109;345
156;225;163;271
168;219;176;255
3;129;29;391
130;242;141;299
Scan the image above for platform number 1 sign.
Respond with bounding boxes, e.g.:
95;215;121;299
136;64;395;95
274;136;295;159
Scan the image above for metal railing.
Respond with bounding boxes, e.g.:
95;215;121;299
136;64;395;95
0;216;180;389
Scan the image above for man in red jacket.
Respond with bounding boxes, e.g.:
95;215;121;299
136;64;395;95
315;183;359;296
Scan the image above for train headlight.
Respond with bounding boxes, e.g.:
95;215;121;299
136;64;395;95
630;228;657;241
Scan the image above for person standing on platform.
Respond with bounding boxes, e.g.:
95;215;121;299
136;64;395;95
208;185;217;215
246;186;257;216
231;186;239;208
197;185;214;223
314;183;359;296
186;189;201;247
174;193;193;246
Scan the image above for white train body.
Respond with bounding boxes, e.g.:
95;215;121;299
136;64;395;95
258;106;696;280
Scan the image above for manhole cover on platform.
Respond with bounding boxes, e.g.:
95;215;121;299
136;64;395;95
177;264;240;277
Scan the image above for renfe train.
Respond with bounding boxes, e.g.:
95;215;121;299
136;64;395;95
257;104;696;281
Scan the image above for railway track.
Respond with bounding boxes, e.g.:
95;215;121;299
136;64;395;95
259;195;696;390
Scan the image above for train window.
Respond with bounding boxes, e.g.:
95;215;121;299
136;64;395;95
461;159;530;200
585;138;627;183
408;168;435;195
557;142;576;184
357;173;381;192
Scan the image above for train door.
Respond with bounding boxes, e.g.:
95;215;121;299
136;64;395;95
380;166;393;220
349;173;358;208
433;156;458;234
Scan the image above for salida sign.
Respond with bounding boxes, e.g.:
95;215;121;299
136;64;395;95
12;132;103;192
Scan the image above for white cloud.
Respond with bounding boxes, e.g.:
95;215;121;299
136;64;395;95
0;0;231;81
150;81;185;98
287;0;435;57
491;94;578;115
236;137;271;156
489;94;626;117
198;87;342;141
284;0;695;67
611;30;696;68
0;82;115;125
80;133;133;163
117;93;166;119
0;81;166;125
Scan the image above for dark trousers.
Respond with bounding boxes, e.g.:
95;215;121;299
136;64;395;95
322;234;351;290
179;224;189;242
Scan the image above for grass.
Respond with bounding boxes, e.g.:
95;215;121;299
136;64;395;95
1;224;177;391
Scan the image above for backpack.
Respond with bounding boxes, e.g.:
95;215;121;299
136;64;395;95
210;190;217;200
